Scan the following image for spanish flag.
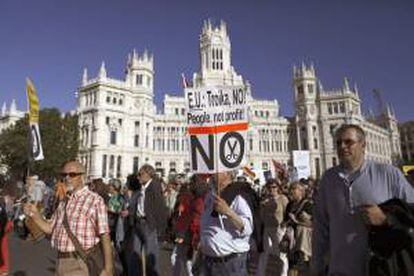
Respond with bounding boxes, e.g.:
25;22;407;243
26;78;44;161
242;166;256;180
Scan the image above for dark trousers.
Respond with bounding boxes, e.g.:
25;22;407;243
125;220;160;276
202;252;248;276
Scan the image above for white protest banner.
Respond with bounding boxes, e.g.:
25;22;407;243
292;150;311;179
185;86;248;173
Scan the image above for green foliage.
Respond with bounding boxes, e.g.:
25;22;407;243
0;108;79;180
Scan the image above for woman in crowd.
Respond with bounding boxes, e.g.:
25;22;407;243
171;175;208;276
285;182;313;275
256;178;290;276
107;180;124;242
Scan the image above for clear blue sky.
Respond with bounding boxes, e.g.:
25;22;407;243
1;0;413;121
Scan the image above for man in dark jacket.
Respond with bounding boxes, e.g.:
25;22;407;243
123;164;168;276
368;198;414;276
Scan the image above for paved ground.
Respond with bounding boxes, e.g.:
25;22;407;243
8;232;173;276
8;232;288;276
9;233;56;276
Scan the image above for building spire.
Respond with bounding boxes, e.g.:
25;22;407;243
82;68;88;85
318;80;324;93
386;103;393;117
220;20;227;35
343;77;350;92
353;82;359;97
131;49;139;67
391;104;396;117
143;49;149;61
1;102;6;116
292;65;297;77
310;62;315;74
10;99;17;114
98;61;107;79
301;61;306;72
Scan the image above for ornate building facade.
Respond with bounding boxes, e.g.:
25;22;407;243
293;64;401;178
77;20;400;181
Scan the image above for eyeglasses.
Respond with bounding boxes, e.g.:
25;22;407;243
60;172;83;178
336;139;359;147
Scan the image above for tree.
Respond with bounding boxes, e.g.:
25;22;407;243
0;108;79;180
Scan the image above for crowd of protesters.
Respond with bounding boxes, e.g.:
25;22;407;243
0;163;318;276
1;124;414;276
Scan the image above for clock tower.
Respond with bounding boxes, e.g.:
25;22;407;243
192;19;246;91
293;63;322;178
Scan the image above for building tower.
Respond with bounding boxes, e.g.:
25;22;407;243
293;63;322;177
193;19;245;89
125;49;154;98
380;104;402;162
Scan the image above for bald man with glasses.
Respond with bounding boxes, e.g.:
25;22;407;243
311;124;414;276
24;161;113;276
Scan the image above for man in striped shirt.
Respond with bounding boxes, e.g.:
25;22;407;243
24;161;113;276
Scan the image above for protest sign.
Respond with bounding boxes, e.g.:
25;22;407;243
185;86;248;173
292;150;311;179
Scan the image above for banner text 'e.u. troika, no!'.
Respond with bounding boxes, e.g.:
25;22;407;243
187;88;246;109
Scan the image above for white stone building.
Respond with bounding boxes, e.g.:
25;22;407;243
293;64;401;178
0;100;25;175
400;121;414;163
77;20;290;181
0;100;25;133
77;19;401;181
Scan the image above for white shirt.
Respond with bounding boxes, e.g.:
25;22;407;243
136;179;151;217
200;192;253;257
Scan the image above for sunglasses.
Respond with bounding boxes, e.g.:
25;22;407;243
60;172;83;178
336;139;359;147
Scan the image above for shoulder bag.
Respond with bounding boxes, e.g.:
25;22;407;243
62;201;105;276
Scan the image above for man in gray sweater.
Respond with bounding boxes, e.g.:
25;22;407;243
311;124;414;276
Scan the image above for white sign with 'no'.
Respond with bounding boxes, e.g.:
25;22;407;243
185;86;249;174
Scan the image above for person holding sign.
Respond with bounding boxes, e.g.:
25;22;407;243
200;171;255;276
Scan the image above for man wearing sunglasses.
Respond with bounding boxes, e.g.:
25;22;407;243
23;161;113;276
311;124;414;276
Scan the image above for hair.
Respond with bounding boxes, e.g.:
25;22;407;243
335;124;366;142
190;175;209;197
265;178;281;187
90;178;109;202
139;164;156;178
126;174;140;191
108;179;122;192
290;181;306;193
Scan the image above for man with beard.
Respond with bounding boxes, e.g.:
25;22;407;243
24;161;113;276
